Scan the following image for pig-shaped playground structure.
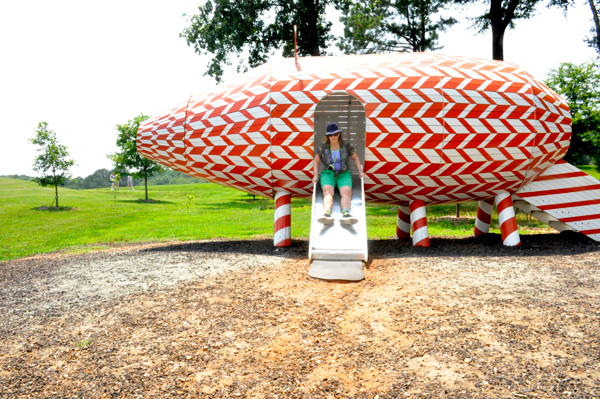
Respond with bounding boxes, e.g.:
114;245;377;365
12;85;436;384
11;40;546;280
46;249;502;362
138;53;600;270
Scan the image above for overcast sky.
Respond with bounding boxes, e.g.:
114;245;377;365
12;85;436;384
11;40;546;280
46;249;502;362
0;0;597;178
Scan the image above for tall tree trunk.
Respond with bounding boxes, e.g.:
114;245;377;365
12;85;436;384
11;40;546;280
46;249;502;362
491;26;505;60
54;177;59;208
490;0;505;60
590;0;600;55
420;1;426;52
144;171;148;201
308;0;321;56
489;0;519;61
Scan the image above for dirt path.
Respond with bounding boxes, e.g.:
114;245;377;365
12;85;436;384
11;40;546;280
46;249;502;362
1;233;599;398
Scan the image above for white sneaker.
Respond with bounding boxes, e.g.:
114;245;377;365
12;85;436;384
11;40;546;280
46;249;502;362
340;214;358;225
317;212;334;225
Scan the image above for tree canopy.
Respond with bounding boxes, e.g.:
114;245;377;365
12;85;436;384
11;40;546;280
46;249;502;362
108;114;165;201
545;61;600;167
180;0;349;83
29;122;75;208
338;0;457;54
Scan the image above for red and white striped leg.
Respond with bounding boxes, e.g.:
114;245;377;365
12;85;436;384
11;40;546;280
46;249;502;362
495;192;521;246
395;205;411;239
274;191;291;247
409;200;430;247
474;198;494;237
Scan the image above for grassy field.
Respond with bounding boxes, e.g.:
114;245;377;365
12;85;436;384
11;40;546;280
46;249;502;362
577;165;600;180
1;177;553;261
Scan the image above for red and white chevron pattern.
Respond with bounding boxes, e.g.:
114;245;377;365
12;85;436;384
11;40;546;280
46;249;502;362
137;99;189;174
138;53;569;207
520;74;572;188
516;160;600;241
269;53;569;203
139;64;273;198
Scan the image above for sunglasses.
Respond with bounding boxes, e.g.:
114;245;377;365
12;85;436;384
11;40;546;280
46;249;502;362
328;132;340;137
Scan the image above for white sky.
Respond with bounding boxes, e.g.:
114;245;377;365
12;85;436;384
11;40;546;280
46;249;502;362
0;0;597;178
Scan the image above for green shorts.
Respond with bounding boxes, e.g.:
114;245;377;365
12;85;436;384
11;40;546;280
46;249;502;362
320;170;352;190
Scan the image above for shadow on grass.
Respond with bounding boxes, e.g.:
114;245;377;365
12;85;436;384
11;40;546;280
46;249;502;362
140;231;599;258
31;206;75;211
367;204;482;218
366;206;397;216
192;198;311;211
115;199;175;205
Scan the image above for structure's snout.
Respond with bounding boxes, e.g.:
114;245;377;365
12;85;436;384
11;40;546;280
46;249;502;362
137;100;189;174
138;65;274;198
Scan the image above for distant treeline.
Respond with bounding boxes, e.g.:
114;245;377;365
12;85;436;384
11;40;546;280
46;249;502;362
2;168;205;189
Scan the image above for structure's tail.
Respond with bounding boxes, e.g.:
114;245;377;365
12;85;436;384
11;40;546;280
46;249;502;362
514;160;600;241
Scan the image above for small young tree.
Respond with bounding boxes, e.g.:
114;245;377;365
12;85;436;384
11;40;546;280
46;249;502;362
29;122;76;208
108;114;164;201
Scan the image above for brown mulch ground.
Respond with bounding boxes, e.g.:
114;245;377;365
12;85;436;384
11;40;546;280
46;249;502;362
1;233;600;398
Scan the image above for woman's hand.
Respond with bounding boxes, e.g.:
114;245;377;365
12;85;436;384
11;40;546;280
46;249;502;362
352;154;366;179
312;175;319;183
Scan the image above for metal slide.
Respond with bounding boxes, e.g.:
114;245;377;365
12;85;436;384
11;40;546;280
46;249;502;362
308;176;368;281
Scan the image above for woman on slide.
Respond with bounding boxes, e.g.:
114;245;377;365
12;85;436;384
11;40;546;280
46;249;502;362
312;123;366;225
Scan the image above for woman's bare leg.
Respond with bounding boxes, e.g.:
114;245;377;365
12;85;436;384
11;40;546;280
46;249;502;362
340;186;352;211
323;185;334;212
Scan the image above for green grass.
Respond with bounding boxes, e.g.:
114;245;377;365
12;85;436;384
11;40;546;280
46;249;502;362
0;177;553;261
0;178;294;261
576;165;600;180
76;339;93;348
367;202;549;238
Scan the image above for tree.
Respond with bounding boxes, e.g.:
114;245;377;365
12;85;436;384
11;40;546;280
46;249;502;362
79;169;112;189
545;61;600;167
453;0;570;61
180;0;349;83
29;122;76;208
338;0;457;54
108;114;165;201
586;0;600;55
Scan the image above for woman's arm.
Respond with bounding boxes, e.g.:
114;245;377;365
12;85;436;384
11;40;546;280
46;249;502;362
351;153;366;178
313;154;321;183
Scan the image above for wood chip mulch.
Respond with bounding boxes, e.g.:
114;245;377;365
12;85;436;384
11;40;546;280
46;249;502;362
1;233;600;398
